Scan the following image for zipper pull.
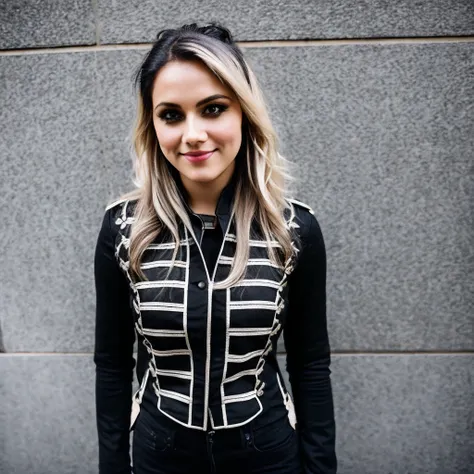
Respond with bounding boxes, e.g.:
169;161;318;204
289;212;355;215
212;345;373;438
244;432;252;448
208;430;215;444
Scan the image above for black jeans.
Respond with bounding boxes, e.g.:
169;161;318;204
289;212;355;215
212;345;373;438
132;408;302;474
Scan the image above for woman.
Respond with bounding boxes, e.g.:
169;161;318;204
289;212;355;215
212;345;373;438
94;23;337;474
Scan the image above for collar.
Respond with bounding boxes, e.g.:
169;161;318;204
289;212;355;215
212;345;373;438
172;167;237;241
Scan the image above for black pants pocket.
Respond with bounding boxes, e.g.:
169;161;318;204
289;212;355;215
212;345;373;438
249;415;296;453
133;410;173;453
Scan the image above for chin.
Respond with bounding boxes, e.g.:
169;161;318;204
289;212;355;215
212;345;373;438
183;169;223;183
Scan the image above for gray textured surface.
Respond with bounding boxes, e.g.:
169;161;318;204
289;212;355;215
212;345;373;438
2;0;474;50
0;0;95;49
106;41;474;354
248;42;474;352
0;355;97;474
97;0;474;44
278;354;474;474
1;354;472;474
95;49;147;196
0;53;102;353
2;43;473;353
2;2;473;473
93;44;474;353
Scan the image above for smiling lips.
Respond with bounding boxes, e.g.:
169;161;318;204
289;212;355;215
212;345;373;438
182;150;215;162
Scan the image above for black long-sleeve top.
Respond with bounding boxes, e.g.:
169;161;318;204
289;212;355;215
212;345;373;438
94;185;337;473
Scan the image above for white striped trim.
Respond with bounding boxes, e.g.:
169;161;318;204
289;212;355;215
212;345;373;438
218;256;283;269
204;280;214;430
183;226;194;425
221;288;231;426
288;221;300;230
276;371;297;429
286;200;297;230
223;369;257;384
135;280;186;289
141;328;185;337
224;233;281;248
134;322;143;336
247;258;284;269
229;301;277;311
223;390;257;404
151;348;190;357
140;260;187;269
116;237;128;256
155;369;192;380
105;197;129;211
249;240;282;248
154;407;202;430
252;302;283;398
228;327;272;336
233;279;281;289
287;197;315;215
120;235;130;249
276;371;287;400
209;409;216;429
216;400;263;430
118;259;129;272
139;302;184;312
227;350;264;363
158;389;191;404
146;240;190;250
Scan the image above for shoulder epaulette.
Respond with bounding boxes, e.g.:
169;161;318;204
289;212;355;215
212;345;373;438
105;197;129;212
286;197;315;215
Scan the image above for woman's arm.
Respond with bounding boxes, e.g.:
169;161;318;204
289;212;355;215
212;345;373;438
94;207;136;474
283;209;337;474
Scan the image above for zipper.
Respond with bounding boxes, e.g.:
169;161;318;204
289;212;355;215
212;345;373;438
207;430;216;473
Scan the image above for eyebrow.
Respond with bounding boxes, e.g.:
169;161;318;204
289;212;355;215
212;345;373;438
154;94;232;112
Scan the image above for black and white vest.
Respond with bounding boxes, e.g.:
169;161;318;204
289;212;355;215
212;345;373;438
108;195;314;432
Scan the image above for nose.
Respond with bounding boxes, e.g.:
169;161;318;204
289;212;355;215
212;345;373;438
182;115;207;146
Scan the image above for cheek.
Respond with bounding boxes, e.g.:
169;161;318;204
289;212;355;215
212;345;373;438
154;123;181;152
213;117;242;148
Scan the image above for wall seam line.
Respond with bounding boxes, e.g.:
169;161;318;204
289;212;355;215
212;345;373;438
1;35;473;56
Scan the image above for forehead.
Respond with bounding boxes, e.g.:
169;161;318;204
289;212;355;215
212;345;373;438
152;59;233;105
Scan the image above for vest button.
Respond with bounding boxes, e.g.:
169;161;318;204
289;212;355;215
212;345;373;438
197;281;206;289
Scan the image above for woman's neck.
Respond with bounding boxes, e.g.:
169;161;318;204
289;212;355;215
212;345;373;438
180;165;235;215
187;185;220;215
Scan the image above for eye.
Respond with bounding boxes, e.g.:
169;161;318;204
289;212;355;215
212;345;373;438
203;103;228;117
158;109;183;123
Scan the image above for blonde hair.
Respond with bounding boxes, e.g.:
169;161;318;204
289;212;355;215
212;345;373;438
115;24;297;290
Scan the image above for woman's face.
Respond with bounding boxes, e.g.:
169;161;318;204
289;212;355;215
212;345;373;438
151;59;243;189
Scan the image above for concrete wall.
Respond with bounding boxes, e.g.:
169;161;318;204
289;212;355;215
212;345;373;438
1;1;473;473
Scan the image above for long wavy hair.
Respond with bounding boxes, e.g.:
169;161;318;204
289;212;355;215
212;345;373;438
115;23;297;289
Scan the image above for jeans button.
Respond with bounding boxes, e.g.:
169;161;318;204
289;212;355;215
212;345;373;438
197;281;206;289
